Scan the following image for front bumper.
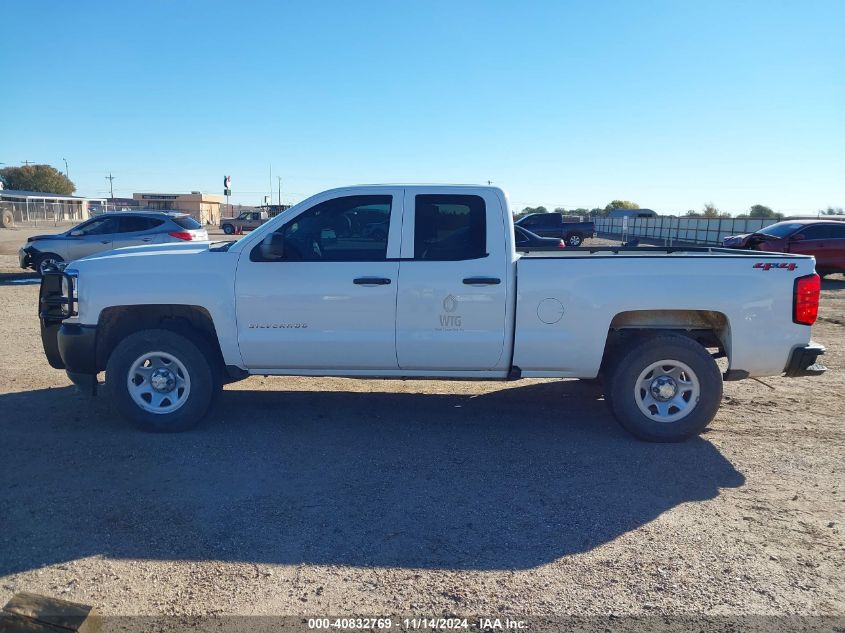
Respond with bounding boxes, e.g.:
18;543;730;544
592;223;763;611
19;246;35;269
783;342;827;377
58;324;98;374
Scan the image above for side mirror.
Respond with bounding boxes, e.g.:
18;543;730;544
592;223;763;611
260;232;286;260
791;233;806;242
69;230;83;237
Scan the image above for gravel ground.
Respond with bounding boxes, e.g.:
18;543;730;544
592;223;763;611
0;226;843;625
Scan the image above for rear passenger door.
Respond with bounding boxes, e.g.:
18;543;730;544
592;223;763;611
826;223;845;272
112;216;163;249
396;189;509;371
788;224;832;270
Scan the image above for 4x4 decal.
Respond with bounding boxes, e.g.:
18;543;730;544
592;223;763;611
754;262;797;271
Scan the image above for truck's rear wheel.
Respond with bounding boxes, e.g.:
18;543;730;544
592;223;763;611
222;224;235;235
106;329;216;432
607;334;722;442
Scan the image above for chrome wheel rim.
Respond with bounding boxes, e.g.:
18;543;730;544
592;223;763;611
39;257;59;275
568;235;582;246
127;351;191;414
634;359;700;423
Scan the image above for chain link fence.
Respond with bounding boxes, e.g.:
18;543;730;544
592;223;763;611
0;200;88;228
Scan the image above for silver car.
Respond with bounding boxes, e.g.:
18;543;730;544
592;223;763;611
19;212;209;275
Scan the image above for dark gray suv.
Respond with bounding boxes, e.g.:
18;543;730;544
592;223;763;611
20;212;209;275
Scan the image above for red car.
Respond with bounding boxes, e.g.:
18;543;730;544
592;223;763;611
723;219;845;276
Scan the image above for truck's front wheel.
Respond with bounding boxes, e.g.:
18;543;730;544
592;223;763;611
106;329;216;432
607;334;722;442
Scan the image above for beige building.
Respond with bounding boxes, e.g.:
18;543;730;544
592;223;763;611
132;192;224;225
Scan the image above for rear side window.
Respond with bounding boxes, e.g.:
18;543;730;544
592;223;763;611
414;194;486;261
172;215;202;230
118;216;164;232
800;225;833;240
828;223;845;239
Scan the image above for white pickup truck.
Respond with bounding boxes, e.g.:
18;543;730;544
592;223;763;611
39;185;826;441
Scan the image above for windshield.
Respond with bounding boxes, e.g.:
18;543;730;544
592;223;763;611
758;222;803;238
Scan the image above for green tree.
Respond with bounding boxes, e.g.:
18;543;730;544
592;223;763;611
0;164;76;195
553;207;567;214
748;204;783;219
822;206;844;215
604;199;640;212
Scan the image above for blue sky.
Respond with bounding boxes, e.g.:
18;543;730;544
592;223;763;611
2;0;843;214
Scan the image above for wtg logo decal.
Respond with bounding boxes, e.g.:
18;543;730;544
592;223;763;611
753;262;797;271
439;294;462;330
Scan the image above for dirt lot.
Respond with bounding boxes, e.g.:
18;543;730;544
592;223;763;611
0;225;843;624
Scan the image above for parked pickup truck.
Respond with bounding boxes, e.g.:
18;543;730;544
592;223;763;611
220;210;269;235
515;212;595;246
39;185;826;441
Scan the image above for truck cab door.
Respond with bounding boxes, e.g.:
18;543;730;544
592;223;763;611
395;189;510;371
235;189;403;370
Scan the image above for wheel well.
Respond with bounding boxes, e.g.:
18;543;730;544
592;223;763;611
96;305;223;372
599;310;730;374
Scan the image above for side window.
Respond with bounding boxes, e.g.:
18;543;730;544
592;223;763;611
117;216;160;233
414;194;486;261
77;216;118;235
520;215;538;227
255;195;392;262
828;223;845;239
801;225;832;240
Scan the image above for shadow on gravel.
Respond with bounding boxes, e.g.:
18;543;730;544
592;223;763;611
0;271;39;285
0;380;744;574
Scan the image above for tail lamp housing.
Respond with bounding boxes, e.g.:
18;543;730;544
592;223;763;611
793;274;820;325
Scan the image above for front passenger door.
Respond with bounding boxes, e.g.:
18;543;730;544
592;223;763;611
67;216;118;260
235;190;403;370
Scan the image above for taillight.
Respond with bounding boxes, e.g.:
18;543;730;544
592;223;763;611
793;274;820;325
168;231;194;241
558;239;566;249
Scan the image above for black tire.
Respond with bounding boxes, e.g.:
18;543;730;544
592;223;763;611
607;334;722;442
35;253;64;276
222;224;235;235
106;328;218;432
566;233;583;247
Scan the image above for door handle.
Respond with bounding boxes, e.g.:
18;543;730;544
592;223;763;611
100;240;110;244
142;238;153;242
463;277;501;285
353;277;391;285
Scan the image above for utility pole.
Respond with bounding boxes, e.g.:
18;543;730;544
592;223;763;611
23;160;31;166
105;173;116;199
63;158;69;180
277;176;282;207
